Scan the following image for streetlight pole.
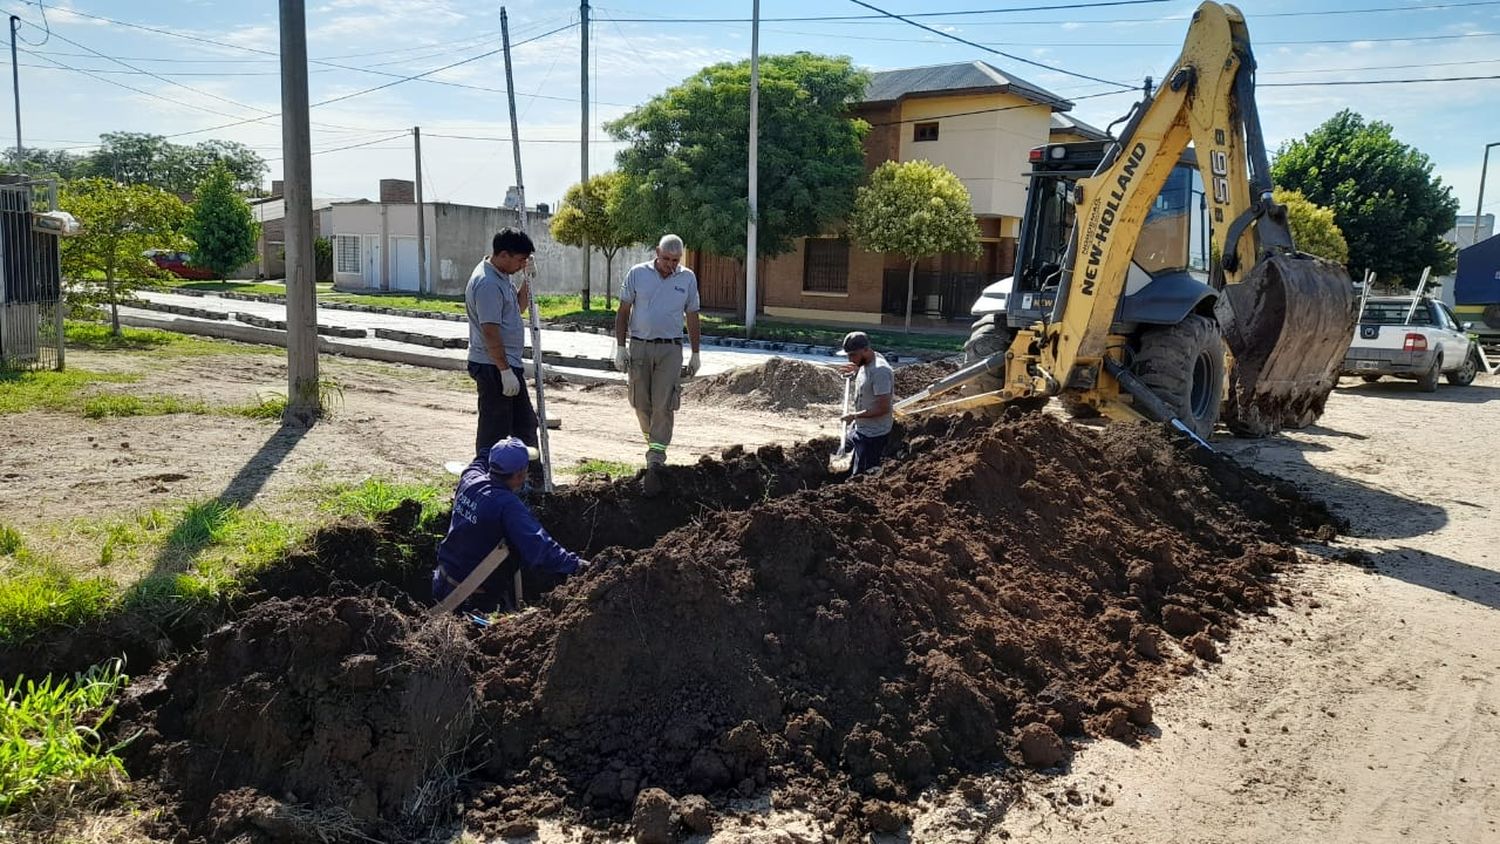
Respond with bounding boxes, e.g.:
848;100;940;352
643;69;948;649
744;0;760;333
10;16;21;162
1470;140;1494;247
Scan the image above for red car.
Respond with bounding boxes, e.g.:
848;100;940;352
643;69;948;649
146;250;216;281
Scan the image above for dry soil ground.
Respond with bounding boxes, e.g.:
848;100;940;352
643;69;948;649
3;341;1497;843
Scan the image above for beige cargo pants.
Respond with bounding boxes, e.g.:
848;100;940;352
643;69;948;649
627;339;683;466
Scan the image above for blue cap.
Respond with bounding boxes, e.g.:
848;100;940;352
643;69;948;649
487;437;538;474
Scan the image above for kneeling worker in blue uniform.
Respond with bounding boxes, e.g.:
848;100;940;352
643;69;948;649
432;437;589;613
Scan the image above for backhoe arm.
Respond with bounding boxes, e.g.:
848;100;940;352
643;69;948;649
1040;1;1262;396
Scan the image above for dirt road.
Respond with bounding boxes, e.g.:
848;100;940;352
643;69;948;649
971;374;1500;844
0;349;836;534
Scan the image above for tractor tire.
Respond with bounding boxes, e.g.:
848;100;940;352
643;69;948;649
1132;314;1226;440
963;314;1047;415
1446;347;1478;387
1418;355;1441;393
1360;374;1383;383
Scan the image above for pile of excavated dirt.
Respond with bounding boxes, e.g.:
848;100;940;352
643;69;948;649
893;356;964;396
683;357;844;413
119;594;476;842
111;415;1338;842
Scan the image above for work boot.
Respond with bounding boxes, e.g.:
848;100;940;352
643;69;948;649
642;451;666;497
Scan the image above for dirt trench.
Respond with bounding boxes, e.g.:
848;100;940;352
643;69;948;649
104;413;1337;843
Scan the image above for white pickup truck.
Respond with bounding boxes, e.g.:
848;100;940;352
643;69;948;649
1340;296;1481;391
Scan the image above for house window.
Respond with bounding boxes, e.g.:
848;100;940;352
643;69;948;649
913;121;939;142
334;234;361;274
803;237;849;294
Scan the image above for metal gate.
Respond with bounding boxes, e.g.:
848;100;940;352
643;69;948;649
0;176;65;371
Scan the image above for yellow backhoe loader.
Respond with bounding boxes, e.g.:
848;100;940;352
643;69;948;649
897;2;1357;441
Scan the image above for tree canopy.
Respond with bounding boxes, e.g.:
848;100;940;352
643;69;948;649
551;171;636;309
848;159;979;329
188;163;260;280
608;52;869;259
7;133;268;195
59;178;190;334
1271;110;1458;287
1274;188;1349;265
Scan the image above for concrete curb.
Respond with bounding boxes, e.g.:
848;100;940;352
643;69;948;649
117;312;623;386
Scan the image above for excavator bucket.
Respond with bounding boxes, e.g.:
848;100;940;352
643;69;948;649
1217;253;1358;437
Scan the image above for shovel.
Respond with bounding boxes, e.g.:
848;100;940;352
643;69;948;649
833;375;853;459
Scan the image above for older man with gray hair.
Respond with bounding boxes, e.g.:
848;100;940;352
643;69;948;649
613;234;702;472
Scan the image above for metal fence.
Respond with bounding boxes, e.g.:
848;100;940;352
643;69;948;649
0;176;64;372
880;269;993;322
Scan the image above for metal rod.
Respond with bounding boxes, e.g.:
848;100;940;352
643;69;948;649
1403;265;1432;325
414;126;427;292
501;7;554;493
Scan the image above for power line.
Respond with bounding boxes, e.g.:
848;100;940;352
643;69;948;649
8;5;593;104
845;0;1136;90
866;88;1135;127
605;0;1500;24
606;0;1171;23
264;132;414;164
422;132;625;144
1261;73;1500;87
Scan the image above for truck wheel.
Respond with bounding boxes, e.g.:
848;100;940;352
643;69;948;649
1446;348;1478;387
1418;355;1441;392
1360;374;1382;383
963;314;1047;414
1132;314;1225;440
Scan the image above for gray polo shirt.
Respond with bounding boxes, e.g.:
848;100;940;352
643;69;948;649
465;258;524;368
853;353;894;436
620;260;700;341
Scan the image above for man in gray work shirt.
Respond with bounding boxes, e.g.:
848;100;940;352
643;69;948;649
613;234;701;469
465;228;538;459
837;331;893;476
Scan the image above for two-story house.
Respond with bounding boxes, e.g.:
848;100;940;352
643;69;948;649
690;60;1105;325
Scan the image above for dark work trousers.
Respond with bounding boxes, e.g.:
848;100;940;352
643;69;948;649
469;362;539;458
845;429;889;476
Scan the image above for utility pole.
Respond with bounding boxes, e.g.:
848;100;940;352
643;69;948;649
744;0;760;333
414;126;427;292
279;0;320;423
502;7;554;492
9;16;21;163
1470;140;1494;247
580;0;592;310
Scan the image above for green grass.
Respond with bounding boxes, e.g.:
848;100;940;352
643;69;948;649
565;458;636;478
0;659;129;816
324;477;450;532
539;296;966;353
0;369;217;420
65;321;275;357
81;393;210;419
158;279;298;297
319;289;467;315
0;370;136;415
0;538;116;643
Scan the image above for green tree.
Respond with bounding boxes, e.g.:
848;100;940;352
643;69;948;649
848;160;980;331
1274;188;1349;265
551;171;636;310
187;164;260;280
1272;110;1458;288
5;146;85;179
81;132;267;195
59;178;190;335
314;236;334;283
609;52;869;265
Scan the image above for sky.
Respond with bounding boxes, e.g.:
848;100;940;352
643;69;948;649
5;0;1499;221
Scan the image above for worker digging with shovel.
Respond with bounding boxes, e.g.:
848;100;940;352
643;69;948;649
431;437;592;616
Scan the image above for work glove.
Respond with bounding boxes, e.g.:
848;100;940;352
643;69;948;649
614;344;628;372
500;367;521;397
685;351;701;377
